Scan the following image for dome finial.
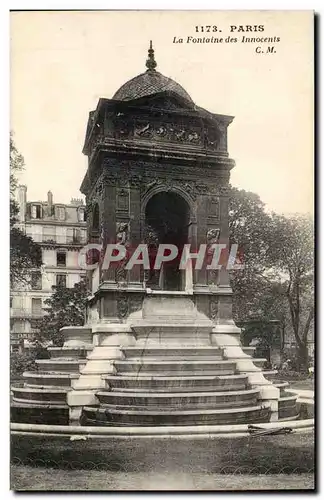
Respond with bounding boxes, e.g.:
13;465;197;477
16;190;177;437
146;40;157;72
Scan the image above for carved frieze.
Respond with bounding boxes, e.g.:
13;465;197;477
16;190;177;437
101;158;232;183
90;159;231;199
110;118;220;150
134;121;203;145
142;177;198;201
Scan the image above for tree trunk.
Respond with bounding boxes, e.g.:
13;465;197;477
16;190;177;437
296;342;309;373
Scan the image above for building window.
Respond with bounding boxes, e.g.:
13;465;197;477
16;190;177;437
31;298;42;316
10;297;13;308
13;319;25;333
78;208;86;222
56;274;67;288
73;228;81;243
57;251;66;267
43;226;56;243
31;204;42;219
55;206;66;221
31;271;42;290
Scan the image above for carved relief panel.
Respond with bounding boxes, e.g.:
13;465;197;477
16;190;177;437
117;188;130;213
209;296;219;321
206;228;220;286
115;222;130;283
111;116;222;151
207;196;220;220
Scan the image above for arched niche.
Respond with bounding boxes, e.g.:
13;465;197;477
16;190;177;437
143;189;192;291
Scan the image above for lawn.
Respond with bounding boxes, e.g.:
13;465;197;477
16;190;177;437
11;431;315;491
11;465;314;491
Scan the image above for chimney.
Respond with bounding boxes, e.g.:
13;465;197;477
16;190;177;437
17;185;27;222
47;190;53;216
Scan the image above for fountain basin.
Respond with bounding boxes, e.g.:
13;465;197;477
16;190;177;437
10;406;314;439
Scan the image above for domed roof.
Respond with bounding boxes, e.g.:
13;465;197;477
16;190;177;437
112;42;193;103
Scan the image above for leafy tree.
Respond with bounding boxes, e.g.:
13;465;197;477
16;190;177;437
10;133;42;285
10;351;38;381
10;134;24;195
229;186;273;273
228;187;314;372
36;280;88;346
268;214;314;371
10;346;49;380
228;186;274;322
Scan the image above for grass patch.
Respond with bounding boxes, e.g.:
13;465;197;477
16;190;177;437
11;431;314;490
11;465;314;491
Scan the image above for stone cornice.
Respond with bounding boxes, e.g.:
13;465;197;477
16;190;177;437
88;137;231;165
82;93;234;156
24;220;87;228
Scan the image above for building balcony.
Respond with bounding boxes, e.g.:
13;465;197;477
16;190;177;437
10;309;44;319
41;235;87;246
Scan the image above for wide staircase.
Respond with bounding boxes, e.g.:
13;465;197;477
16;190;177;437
11;346;90;425
81;342;273;427
11;341;299;426
10;295;299;427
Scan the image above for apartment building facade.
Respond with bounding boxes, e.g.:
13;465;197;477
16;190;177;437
10;186;87;352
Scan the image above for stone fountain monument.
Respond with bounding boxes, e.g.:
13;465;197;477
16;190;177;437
11;43;298;428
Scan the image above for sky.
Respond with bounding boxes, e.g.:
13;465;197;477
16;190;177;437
10;10;313;214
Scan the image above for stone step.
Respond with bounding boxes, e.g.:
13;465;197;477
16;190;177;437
278;393;299;421
35;359;86;372
11;403;69;425
11;386;68;405
134;336;212;345
103;373;250;392
279;393;299;405
113;369;237;377
114;359;237;375
48;347;90;359
23;371;78;388
24;384;72;390
122;346;224;359
278;406;299;420
81;404;271;426
96;388;260;409
123;355;224;362
87;347;125;360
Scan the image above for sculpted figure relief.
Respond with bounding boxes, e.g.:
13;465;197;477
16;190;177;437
116;222;129;245
207;228;220;245
116;222;130;282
